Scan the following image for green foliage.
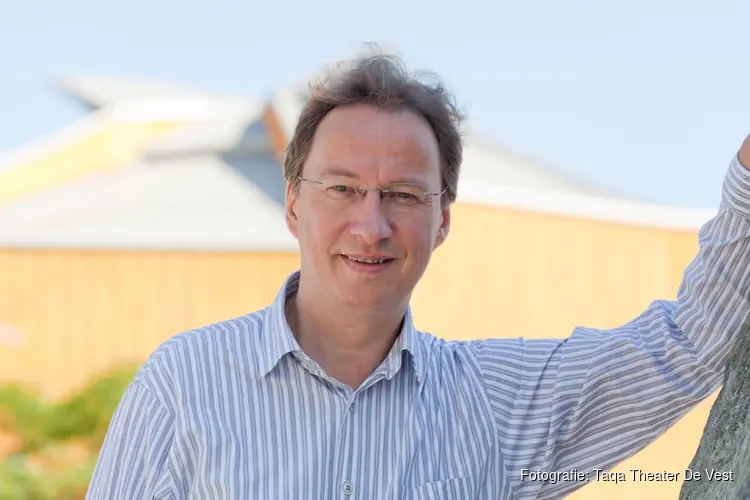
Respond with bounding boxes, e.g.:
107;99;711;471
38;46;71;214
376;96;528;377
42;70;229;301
0;457;47;500
0;365;138;499
0;453;99;500
0;385;52;454
47;364;140;450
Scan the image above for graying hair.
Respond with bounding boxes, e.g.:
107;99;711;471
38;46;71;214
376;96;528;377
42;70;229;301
283;44;466;205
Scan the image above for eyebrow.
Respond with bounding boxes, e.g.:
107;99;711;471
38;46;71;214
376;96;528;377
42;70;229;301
388;176;429;187
320;166;360;179
319;166;429;187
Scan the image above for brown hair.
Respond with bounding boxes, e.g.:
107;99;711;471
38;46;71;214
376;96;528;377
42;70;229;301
282;45;466;205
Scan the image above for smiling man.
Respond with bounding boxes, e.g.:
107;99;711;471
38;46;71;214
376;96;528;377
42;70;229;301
284;101;451;390
87;50;750;500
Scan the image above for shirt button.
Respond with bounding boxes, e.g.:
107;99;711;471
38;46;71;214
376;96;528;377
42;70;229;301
348;402;356;413
342;481;355;495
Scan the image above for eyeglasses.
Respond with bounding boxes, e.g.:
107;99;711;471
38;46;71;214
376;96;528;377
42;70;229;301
297;176;446;209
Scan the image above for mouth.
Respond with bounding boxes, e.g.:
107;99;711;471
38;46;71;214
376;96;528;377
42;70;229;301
341;254;396;274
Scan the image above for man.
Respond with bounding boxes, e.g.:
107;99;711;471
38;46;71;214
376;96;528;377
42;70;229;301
86;50;750;499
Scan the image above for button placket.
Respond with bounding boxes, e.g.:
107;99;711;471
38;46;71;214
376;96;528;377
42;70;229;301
338;391;357;497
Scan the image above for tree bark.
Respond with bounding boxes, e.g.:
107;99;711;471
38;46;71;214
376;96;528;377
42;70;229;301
678;315;750;499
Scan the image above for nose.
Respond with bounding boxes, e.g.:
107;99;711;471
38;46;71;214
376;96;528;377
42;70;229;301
348;192;393;244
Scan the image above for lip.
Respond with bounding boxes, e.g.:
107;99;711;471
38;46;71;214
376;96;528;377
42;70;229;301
340;254;395;275
344;254;395;260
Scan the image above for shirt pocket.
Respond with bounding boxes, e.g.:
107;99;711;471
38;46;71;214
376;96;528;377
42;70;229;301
406;476;477;500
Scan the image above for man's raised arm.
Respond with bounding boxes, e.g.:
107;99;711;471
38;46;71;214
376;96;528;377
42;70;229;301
471;136;750;499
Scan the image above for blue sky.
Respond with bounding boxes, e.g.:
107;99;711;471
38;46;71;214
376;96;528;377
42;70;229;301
1;0;748;209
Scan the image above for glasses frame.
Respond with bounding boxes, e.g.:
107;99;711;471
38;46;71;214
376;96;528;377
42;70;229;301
296;176;447;204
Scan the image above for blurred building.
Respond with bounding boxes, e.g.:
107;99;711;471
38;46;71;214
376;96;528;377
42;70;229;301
0;73;718;499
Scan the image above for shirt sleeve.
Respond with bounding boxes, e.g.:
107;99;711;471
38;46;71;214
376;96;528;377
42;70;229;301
472;154;750;499
86;380;176;500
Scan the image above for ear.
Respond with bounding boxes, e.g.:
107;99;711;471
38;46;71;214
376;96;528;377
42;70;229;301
285;181;299;239
433;206;451;250
740;132;750;170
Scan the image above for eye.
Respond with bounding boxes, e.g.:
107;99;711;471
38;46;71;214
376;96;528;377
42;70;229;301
385;190;421;205
327;185;357;197
396;192;418;200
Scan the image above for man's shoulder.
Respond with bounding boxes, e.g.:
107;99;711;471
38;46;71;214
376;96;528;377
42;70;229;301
161;307;270;356
415;331;536;362
412;329;485;365
133;307;271;391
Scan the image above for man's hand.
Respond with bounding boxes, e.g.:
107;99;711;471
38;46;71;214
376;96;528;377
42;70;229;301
740;133;750;169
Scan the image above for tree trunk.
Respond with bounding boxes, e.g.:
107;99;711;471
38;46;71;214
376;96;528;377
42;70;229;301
678;315;750;499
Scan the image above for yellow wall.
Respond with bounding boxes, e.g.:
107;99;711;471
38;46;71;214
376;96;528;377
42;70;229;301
0;121;179;206
0;250;301;398
0;200;711;499
414;201;698;338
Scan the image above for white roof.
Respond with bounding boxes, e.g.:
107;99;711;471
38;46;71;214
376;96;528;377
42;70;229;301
0;98;262;174
141;105;269;159
460;134;604;197
0;155;298;251
457;181;714;231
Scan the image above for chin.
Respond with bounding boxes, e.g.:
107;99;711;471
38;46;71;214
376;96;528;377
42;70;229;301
335;282;399;309
326;256;416;307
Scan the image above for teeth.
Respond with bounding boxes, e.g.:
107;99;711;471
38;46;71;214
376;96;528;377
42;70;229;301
346;256;389;264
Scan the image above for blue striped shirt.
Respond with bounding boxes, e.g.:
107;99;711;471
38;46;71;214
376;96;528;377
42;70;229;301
87;155;750;500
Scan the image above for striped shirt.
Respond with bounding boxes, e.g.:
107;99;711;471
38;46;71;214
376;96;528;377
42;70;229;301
87;155;750;500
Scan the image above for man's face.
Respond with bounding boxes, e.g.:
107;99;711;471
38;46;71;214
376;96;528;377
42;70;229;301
285;104;451;309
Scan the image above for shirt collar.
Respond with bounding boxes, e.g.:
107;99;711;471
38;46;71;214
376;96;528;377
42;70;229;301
256;270;427;383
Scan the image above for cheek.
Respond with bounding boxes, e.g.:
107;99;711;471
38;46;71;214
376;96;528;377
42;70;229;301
398;221;438;255
300;211;345;247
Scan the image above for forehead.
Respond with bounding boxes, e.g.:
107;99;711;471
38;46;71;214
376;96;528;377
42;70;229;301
304;104;440;182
